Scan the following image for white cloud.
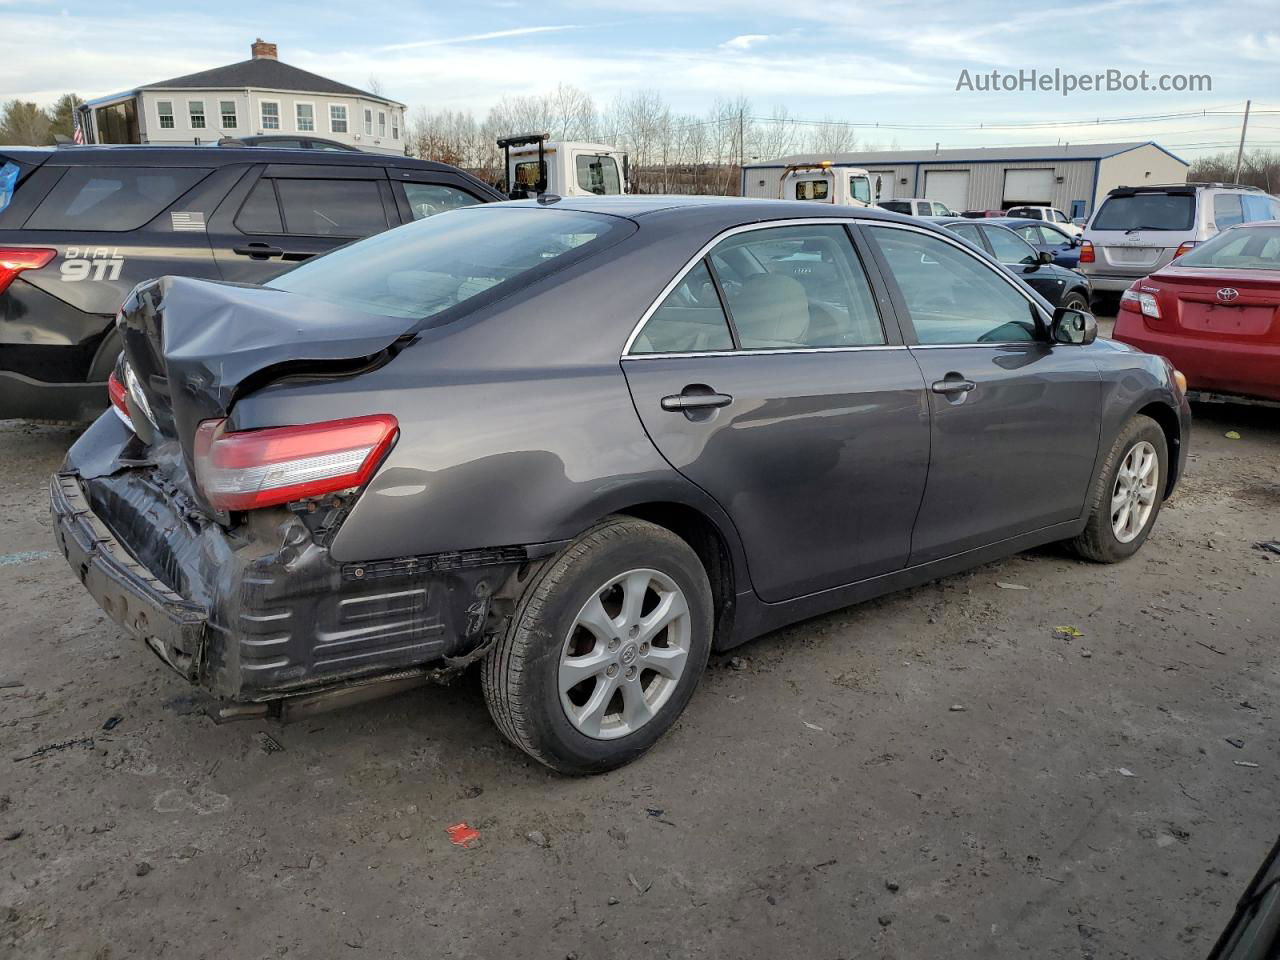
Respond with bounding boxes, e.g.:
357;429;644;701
381;25;583;52
720;34;769;52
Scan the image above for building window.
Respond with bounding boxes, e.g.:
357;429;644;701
364;108;373;135
378;111;386;138
329;104;348;133
391;112;399;139
296;103;315;132
261;101;280;130
188;100;205;129
157;101;174;129
220;100;237;128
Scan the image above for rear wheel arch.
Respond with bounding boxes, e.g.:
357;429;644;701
613;502;738;651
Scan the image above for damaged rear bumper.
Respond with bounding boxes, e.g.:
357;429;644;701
50;422;541;707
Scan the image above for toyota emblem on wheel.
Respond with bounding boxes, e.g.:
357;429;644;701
1217;287;1240;302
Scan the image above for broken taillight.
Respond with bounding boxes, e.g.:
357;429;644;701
193;414;398;511
107;370;134;431
0;247;56;295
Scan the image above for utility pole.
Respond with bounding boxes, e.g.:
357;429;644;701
1234;99;1251;184
738;107;745;196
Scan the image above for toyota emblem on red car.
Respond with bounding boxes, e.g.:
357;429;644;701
1217;287;1240;302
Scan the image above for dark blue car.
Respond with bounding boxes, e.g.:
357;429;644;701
990;216;1083;268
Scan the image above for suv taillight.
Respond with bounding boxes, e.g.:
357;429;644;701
0;248;55;295
193;414;398;511
1173;241;1197;258
1078;240;1095;264
107;370;133;430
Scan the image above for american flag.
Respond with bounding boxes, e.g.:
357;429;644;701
72;113;84;145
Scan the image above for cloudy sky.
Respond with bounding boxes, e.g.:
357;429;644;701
3;0;1278;157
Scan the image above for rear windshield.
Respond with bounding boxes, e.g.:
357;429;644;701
1092;192;1195;232
1176;226;1280;270
26;166;210;231
267;206;635;322
879;201;910;214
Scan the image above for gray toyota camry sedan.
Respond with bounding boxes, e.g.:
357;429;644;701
51;196;1190;774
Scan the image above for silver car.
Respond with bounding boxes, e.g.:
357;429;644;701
1080;182;1280;301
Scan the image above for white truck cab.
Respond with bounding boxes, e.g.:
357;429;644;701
499;133;629;198
779;162;874;207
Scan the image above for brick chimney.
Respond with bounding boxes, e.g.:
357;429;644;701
251;38;278;60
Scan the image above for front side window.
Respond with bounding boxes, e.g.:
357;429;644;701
945;222;983;246
980;225;1039;265
157;100;174;129
268;207;633;322
709;224;885;349
275;178;385;237
574;155;621;195
630;260;734;354
296;103;315;132
220;100;237;128
364;109;373;135
402;183;481;220
378;111;387;137
188;100;205;129
794;179;830;201
261;101;280;130
329;104;348;133
850;176;871;204
868;226;1038;345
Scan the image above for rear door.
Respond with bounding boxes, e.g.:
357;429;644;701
863;222;1102;564
622;221;930;602
207;163;395;283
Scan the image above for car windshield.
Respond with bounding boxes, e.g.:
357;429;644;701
1092;192;1195;232
267;206;634;322
1175;226;1280;270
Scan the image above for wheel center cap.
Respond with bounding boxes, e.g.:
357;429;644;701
620;643;638;666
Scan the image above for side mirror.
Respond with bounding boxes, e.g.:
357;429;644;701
1069;237;1081;247
1038;250;1055;265
1051;306;1097;345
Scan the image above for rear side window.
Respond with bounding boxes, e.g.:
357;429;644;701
26;166;210;231
267;207;633;322
1092;192;1194;231
236;179;283;234
1214;193;1245;228
1241;194;1276;223
275;179;387;237
980;225;1039;265
630;261;733;354
0;161;18;214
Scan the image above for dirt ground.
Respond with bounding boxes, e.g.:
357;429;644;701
2;354;1278;958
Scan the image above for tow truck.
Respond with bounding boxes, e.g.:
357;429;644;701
779;161;875;207
498;133;629;198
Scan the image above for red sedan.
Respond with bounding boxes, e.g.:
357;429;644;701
1114;222;1280;403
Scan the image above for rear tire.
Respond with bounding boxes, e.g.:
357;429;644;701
482;516;713;775
1067;415;1167;563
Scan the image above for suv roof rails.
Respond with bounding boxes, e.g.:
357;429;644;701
1110;181;1263;193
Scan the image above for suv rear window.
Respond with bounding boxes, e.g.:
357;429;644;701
26;166;210;231
1092;192;1194;232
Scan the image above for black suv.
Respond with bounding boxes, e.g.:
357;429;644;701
0;145;503;421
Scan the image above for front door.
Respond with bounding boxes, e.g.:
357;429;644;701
622;223;930;602
862;223;1102;564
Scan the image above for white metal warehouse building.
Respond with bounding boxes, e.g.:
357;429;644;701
741;142;1189;217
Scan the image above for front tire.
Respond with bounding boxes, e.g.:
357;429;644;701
1061;290;1090;313
482;516;713;775
1067;414;1168;563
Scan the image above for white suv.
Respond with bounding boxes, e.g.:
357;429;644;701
1079;182;1280;302
1006;206;1082;236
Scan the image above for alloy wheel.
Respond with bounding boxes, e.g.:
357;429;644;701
1111;440;1159;543
558;568;691;740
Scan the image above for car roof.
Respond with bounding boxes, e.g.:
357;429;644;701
512;194;926;226
0;144;458;173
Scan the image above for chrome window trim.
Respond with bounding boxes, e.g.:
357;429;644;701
621;216;1051;359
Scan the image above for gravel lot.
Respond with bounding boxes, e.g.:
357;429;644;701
2;351;1278;958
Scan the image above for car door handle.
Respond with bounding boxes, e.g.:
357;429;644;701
931;378;976;395
660;392;733;411
233;243;284;260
